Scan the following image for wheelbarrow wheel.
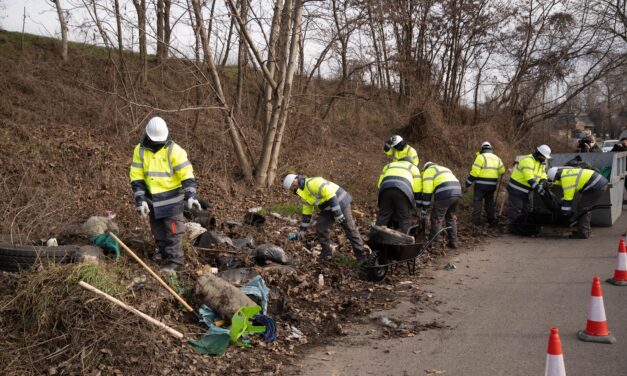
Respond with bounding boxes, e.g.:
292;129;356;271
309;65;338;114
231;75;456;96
365;251;387;282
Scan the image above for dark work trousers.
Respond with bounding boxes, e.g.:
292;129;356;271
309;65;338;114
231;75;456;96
507;194;529;231
149;212;186;265
316;204;366;260
429;197;459;246
575;184;608;238
376;188;413;233
472;188;496;225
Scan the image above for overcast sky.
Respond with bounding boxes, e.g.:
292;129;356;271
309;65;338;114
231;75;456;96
2;1;65;38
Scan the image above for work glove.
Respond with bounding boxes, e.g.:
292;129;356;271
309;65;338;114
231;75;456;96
535;184;545;195
334;214;346;224
187;197;201;210
465;181;472;189
420;209;428;219
137;201;150;218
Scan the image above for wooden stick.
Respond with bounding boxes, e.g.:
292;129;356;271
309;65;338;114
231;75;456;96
107;231;195;313
79;280;184;339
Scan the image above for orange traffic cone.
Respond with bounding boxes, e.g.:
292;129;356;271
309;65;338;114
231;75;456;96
577;276;616;344
545;328;566;376
607;238;627;286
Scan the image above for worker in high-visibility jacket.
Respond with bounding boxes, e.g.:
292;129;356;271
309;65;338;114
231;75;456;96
421;162;462;249
384;135;419;167
129;117;201;272
283;174;366;263
465;142;505;226
376;159;422;233
506;145;551;233
547;167;608;239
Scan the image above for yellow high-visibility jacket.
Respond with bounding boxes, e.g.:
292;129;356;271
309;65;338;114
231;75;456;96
377;161;422;207
129;140;196;219
466;151;505;190
421;164;461;207
554;167;608;213
296;177;351;231
507;154;546;199
385;144;419;167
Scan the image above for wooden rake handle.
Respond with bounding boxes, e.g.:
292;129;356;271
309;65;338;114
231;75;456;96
107;231;195;313
79;280;185;339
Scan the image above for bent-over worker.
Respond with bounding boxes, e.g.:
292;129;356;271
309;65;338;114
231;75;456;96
283;174;366;263
506;144;551;233
421;162;462;249
546;167;608;239
376;159;422;233
129;116;201;272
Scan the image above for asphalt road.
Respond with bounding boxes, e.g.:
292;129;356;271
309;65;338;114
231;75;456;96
294;214;627;375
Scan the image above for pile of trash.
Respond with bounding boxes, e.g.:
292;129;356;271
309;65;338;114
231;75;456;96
0;201;442;374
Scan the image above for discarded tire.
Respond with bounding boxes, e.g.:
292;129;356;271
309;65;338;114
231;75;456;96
364;251;388;282
0;244;79;272
366;225;414;245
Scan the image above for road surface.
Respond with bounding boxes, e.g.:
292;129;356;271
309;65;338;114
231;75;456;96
292;215;627;375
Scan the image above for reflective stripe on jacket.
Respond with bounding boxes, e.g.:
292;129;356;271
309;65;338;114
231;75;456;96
467;152;505;190
507;154;547;199
385;145;419;167
421;164;461;207
129;141;196;219
297;177;352;230
555;168;608;213
378;161;422;208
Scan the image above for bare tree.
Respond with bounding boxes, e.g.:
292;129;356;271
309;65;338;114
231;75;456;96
50;0;69;61
132;0;148;82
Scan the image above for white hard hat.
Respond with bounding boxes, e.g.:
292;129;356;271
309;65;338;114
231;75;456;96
389;135;403;147
283;174;298;192
547;167;559;181
423;161;434;170
145;116;169;142
481;141;492;149
537;144;552;159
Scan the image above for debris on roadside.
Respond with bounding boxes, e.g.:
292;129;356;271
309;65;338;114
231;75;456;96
378;315;403;329
244;207;266;226
443;262;457;270
197;230;234;248
186;222;207;243
196;272;258;320
269;212;298;225
250;244;290;265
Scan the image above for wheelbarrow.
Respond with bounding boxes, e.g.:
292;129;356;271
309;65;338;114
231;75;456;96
363;225;450;282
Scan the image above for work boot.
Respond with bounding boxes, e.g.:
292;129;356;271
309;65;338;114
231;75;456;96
447;242;458;249
569;232;589;239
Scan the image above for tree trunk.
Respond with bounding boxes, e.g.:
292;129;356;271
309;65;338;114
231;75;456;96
52;0;68;61
235;0;249;114
113;0;123;54
132;0;148;83
190;0;253;181
157;0;164;62
164;0;172;59
254;0;293;187
266;0;304;186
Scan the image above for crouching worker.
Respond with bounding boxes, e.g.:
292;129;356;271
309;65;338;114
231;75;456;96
421;162;462;249
283;174;366;263
546;167;608;239
376;160;422;233
129;116;201;272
